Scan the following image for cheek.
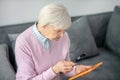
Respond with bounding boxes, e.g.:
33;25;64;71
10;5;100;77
52;33;59;38
49;33;57;38
48;31;55;37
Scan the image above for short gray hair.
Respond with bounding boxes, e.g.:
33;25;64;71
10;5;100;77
38;3;71;29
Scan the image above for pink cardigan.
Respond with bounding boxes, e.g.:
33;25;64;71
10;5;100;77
15;25;76;80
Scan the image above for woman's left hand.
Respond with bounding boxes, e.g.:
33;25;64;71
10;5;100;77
75;64;92;74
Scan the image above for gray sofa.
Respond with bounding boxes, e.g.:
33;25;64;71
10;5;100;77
0;6;120;80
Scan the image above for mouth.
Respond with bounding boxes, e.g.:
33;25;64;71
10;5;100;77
53;37;60;41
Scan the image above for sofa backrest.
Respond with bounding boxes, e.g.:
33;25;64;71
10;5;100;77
0;11;112;72
71;12;112;47
0;22;34;34
0;12;112;46
87;12;112;47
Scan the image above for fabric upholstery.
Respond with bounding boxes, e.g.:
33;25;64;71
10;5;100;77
0;30;10;45
76;48;120;80
61;48;120;80
87;12;112;47
8;33;20;51
105;6;120;57
8;33;20;42
0;30;17;71
8;33;20;72
67;17;98;62
0;43;15;80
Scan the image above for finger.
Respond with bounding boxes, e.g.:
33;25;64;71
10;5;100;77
63;61;76;65
64;68;73;73
69;61;76;65
82;65;92;69
62;67;73;73
64;62;76;66
66;66;73;70
76;65;90;73
86;66;92;69
80;65;91;68
64;66;73;71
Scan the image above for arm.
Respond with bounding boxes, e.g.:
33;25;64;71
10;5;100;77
63;32;77;77
64;33;92;77
64;53;77;77
15;39;57;80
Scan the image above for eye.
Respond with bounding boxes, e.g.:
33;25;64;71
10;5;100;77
54;29;65;33
57;30;61;33
54;30;61;33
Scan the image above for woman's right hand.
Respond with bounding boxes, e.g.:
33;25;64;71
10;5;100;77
52;61;76;74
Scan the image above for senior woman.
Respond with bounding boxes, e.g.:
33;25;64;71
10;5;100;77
15;3;91;80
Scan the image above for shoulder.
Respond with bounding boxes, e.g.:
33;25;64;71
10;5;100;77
15;26;35;51
16;26;33;43
15;26;34;54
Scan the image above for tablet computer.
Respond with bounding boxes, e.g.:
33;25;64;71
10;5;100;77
69;62;103;80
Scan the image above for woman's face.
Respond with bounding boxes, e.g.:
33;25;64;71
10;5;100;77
42;25;66;41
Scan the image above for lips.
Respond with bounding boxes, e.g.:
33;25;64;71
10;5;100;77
53;37;60;41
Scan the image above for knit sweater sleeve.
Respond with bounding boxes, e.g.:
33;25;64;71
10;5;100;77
15;37;57;80
64;52;77;77
64;32;77;77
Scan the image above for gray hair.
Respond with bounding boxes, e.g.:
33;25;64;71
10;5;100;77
38;3;71;29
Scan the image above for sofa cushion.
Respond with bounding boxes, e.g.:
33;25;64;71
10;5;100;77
8;33;20;51
8;33;20;42
105;6;120;57
0;43;15;80
8;33;20;72
61;48;120;80
77;48;120;80
67;17;98;62
87;12;112;47
0;30;10;45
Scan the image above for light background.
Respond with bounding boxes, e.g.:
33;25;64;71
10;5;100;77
0;0;120;27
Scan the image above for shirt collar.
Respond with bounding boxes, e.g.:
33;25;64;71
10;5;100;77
32;23;51;49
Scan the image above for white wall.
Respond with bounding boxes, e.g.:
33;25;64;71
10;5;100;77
0;0;120;27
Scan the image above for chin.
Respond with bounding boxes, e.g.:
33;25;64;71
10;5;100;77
53;37;60;41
